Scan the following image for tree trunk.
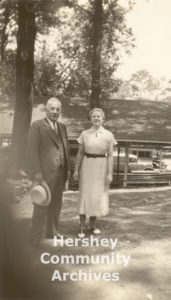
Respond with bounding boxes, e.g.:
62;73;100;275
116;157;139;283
90;0;103;109
11;0;36;175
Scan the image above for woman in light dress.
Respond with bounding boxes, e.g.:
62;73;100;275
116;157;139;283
73;108;117;238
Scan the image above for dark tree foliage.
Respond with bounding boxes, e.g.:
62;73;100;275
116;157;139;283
0;0;134;173
0;0;17;61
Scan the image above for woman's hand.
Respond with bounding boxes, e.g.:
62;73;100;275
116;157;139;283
73;170;79;181
106;174;113;187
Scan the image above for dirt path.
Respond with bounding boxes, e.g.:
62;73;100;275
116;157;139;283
10;187;171;300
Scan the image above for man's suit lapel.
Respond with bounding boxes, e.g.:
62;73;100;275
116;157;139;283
42;118;59;148
58;122;67;153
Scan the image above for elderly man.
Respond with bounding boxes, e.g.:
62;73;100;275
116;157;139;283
27;98;70;246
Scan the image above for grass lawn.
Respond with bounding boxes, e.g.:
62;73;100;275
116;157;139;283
6;187;171;300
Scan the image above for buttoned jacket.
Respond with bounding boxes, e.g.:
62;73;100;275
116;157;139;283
27;118;70;188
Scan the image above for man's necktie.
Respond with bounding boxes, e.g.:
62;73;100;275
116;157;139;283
53;122;58;135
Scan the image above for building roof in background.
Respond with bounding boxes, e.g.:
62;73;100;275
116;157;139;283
104;99;171;144
62;98;171;144
1;98;171;144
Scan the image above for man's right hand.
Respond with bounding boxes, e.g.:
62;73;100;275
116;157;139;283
34;172;43;184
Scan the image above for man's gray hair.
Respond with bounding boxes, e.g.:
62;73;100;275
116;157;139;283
46;97;61;108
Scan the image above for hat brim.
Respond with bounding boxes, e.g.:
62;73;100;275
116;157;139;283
30;180;51;206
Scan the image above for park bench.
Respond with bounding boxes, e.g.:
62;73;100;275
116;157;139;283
113;172;171;187
126;179;171;186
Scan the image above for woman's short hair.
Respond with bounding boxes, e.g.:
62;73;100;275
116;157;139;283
88;107;105;120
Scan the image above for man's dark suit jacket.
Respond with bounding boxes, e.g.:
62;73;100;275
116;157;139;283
27;118;70;189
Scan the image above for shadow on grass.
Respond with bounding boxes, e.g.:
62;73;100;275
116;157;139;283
59;190;171;247
3;187;171;300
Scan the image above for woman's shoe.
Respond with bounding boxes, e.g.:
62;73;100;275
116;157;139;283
89;226;101;235
92;227;101;235
78;229;85;238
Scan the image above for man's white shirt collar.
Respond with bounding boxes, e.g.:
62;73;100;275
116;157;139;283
46;117;57;130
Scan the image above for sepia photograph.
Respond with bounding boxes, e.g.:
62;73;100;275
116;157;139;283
0;0;171;299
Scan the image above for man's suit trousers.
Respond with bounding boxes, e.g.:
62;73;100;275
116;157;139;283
30;169;65;245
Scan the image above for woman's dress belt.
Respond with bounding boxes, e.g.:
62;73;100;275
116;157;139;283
84;152;106;158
